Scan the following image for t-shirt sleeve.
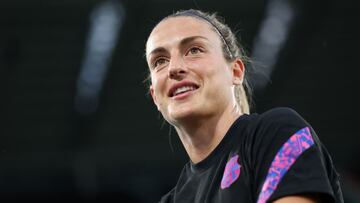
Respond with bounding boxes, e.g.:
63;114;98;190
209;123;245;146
249;107;342;203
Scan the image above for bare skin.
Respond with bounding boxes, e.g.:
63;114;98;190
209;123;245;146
273;195;321;203
146;16;322;203
147;16;244;163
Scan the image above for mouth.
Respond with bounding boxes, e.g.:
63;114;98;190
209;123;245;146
168;82;199;98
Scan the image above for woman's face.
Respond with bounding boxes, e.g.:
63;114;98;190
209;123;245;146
146;16;243;125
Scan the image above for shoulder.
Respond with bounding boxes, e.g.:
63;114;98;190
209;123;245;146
236;107;311;154
259;107;307;124
261;107;299;117
246;107;316;170
249;108;343;203
252;107;311;136
236;107;314;176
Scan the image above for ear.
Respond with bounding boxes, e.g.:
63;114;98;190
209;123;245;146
231;58;245;85
150;85;160;111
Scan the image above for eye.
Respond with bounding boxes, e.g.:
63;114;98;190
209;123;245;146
187;47;203;55
153;58;168;69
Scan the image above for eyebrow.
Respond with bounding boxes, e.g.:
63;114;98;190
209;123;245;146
148;35;209;58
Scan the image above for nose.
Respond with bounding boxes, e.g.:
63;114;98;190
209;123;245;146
168;56;187;80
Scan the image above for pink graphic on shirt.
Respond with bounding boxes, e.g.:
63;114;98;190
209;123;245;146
221;154;241;189
257;127;314;203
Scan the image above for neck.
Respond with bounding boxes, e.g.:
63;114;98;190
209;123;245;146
173;103;242;164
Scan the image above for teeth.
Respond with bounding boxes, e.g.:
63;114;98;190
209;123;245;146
173;86;195;96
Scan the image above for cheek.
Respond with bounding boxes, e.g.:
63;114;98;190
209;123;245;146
210;58;232;78
187;59;211;76
196;60;225;79
204;63;233;88
151;73;167;96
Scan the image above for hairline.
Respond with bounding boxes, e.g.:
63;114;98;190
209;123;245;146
148;16;231;53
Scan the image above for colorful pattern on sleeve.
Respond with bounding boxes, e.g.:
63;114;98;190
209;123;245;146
257;127;314;203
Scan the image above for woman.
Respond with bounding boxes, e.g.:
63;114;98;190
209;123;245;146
145;9;343;203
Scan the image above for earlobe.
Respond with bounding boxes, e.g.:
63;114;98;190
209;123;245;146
150;85;160;111
232;59;245;85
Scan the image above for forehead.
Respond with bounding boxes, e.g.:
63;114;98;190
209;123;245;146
146;16;221;56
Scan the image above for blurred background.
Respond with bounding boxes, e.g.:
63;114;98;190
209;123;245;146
0;0;359;202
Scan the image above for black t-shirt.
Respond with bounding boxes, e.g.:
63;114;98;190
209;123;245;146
159;107;343;203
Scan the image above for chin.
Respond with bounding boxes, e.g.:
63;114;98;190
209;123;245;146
170;109;193;119
167;106;197;123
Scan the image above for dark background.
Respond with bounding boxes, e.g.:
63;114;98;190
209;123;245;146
0;0;359;202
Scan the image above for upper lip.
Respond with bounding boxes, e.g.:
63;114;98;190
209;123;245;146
168;81;200;97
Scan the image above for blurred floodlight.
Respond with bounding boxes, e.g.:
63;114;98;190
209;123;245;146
75;0;125;114
251;0;295;91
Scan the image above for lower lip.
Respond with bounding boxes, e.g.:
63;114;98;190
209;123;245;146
172;89;197;100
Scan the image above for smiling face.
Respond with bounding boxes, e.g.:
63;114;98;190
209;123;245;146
146;16;243;126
